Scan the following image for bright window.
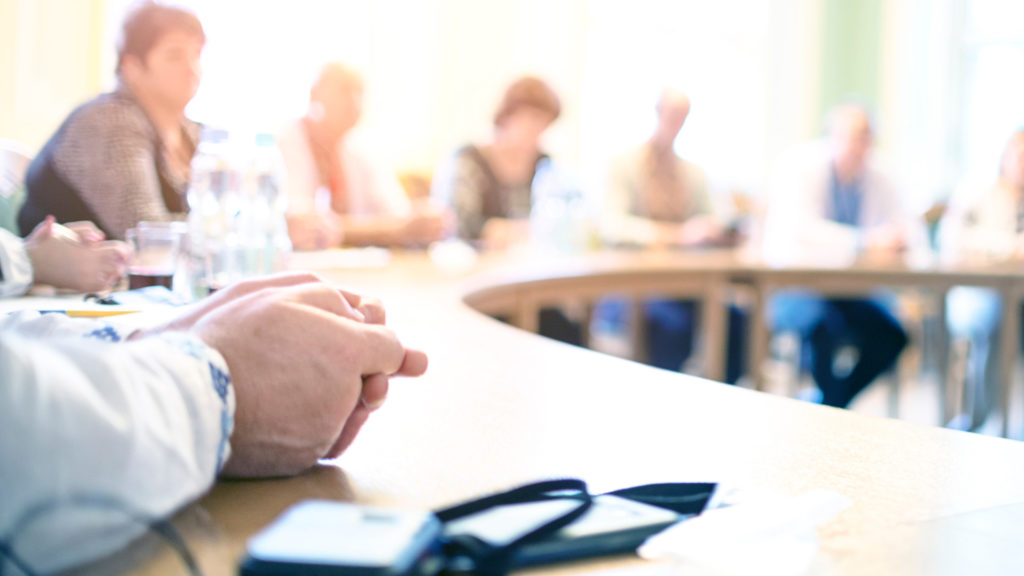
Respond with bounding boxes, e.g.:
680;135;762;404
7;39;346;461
103;0;783;204
957;0;1024;181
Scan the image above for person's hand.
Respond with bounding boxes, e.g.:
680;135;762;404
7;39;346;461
287;212;344;251
24;215;131;292
140;273;427;476
676;215;724;247
481;218;530;251
142;272;380;335
400;211;447;246
864;225;907;253
322;288;411;458
185;278;427;477
62;221;106;245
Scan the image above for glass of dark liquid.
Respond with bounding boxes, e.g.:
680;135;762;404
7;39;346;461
126;226;182;291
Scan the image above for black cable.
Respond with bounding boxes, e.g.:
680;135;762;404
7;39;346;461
150;519;202;576
0;493;203;576
0;539;39;576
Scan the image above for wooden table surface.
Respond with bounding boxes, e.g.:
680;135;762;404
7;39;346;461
78;249;1024;575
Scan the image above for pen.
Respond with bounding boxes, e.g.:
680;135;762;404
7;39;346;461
38;310;142;318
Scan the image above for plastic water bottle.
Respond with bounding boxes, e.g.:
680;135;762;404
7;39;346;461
187;129;234;296
247;133;291;275
186;130;292;297
530;158;589;254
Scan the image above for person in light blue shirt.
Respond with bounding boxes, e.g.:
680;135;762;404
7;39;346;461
763;104;912;408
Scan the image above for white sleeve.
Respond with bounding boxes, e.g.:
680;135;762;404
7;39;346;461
0;228;33;298
762;150;860;266
0;313;235;574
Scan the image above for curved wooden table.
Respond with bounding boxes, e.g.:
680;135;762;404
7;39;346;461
85;249;1024;575
462;250;1024;435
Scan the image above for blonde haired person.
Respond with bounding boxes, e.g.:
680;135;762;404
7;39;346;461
600;89;744;382
278;62;447;250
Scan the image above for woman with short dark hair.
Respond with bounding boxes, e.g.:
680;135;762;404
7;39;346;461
432;76;561;247
19;1;205;240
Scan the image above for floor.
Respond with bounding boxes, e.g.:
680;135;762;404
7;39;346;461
588;313;1024;441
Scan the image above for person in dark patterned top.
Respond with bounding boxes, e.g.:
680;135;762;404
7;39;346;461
432;76;560;248
432;77;581;345
19;2;204;240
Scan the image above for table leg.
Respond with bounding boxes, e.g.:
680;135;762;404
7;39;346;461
999;285;1019;438
702;279;726;382
935;287;950;426
516;294;539;334
749;282;768;392
580;300;593;350
629;295;647;364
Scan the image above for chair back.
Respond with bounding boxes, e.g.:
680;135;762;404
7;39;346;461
0;139;32;235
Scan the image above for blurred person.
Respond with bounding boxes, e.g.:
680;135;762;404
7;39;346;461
601;89;745;382
278;62;447;251
939;128;1024;426
1;272;427;574
432;76;580;344
0;217;131;297
941;129;1024;262
762;103;911;408
603;89;725;249
19;1;205;240
432;75;560;249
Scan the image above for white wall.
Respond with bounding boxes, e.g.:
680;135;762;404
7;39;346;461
0;0;107;152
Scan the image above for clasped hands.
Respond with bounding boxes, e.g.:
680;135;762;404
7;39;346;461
134;272;427;477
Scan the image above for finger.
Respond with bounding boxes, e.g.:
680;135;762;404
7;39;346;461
161;272;329;332
337;289;363;309
349;324;407;376
323;404;370;459
337;290;386;325
101;255;127;285
66;221;106;243
396;348;428;377
360;373;389;411
26;215;56;243
222;272;326;302
99;241;134;264
357;297;385;325
281;283;365;322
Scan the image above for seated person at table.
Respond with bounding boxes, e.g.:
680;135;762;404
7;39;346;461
939;128;1024;426
433;76;580;344
0;216;130;297
762;103;910;408
601;88;744;382
278;62;447;251
19;2;204;240
432;76;560;249
0;273;427;574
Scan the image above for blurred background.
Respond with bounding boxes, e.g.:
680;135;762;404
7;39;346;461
3;0;1023;214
